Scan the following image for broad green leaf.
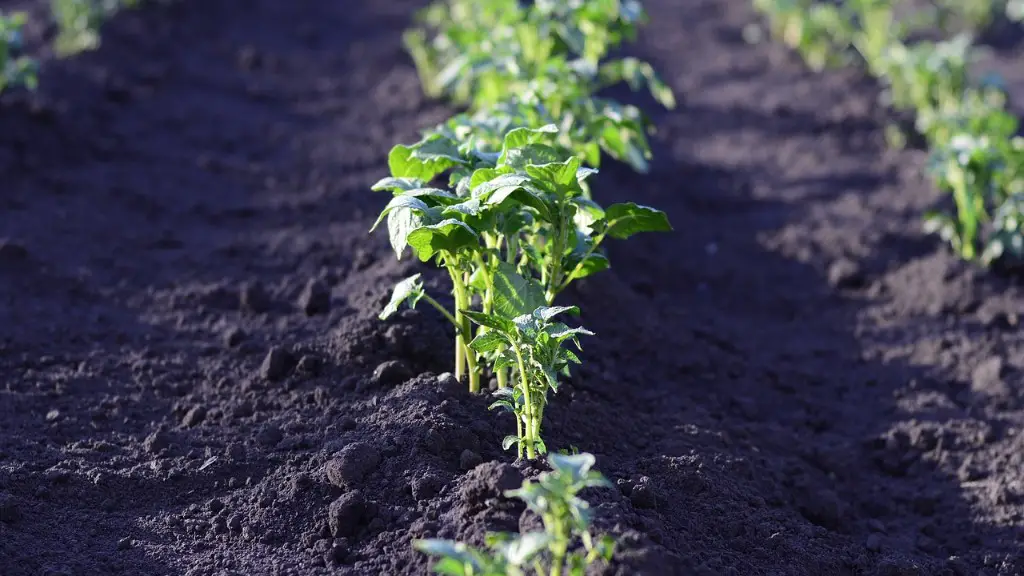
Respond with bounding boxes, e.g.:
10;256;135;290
443;198;483;217
402;187;460;205
548;452;596;485
463;310;516;334
566;252;610;281
533;305;579;321
503;143;564;170
469;330;510;353
370;195;433;232
500;124;559;160
602;202;672;239
371;177;426;193
388;207;425;259
492;261;546;317
379;274;424;320
525;156;580;188
472;174;532;201
469;167;508;189
500;532;553;566
502;435;520;451
407;219;479;261
388;136;465;181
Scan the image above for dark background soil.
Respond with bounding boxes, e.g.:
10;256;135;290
1;0;1022;574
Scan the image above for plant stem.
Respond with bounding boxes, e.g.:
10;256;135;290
513;345;537;459
420;293;461;332
545;218;566;303
552;230;609;301
450;270;480;393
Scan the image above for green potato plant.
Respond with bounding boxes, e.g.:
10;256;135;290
403;0;675;173
51;0;142;56
0;11;37;93
373;125;671;400
753;0;1024;268
467;305;592;460
414;452;616;576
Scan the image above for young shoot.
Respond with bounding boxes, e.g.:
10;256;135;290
373;125;671;395
465;305;591;460
414;452;616;576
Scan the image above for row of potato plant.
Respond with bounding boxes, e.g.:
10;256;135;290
0;0;145;95
375;0;675;458
370;1;677;573
752;0;1024;268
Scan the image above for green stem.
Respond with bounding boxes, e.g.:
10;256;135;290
513;345;537;459
552;231;608;301
545;220;566;304
420;293;461;332
449;268;468;387
451;271;480;393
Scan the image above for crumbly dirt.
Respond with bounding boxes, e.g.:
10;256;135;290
1;1;1022;575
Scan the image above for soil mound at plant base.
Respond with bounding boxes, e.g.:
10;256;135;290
1;0;1023;575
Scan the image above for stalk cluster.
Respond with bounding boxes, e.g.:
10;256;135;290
752;0;1024;268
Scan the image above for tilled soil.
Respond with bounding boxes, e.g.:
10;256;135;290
1;1;1023;575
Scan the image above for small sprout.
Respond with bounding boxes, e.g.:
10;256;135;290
467;305;592;460
414;452;617;576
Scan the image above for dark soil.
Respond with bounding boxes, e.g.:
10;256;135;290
1;0;1023;574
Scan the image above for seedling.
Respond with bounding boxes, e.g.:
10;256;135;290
374;126;670;397
467;305;591;460
404;0;675;173
414;452;617;576
0;11;37;93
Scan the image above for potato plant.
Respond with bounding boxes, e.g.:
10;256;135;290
403;0;675;173
752;0;1024;268
414;452;616;576
51;0;143;55
0;11;37;93
373;125;670;426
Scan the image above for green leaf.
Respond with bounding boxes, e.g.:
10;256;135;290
502;435;520;451
469;330;510;353
443;198;483;217
388;136;465;181
379;274;424;320
402;187;460;205
533;305;579;321
567;252;610;281
463;310;517;334
492;261;546;317
370;195;433;232
413;539;481;566
407;219;479;261
602;202;672;239
387;207;425;259
526;156;581;187
472;174;532;202
548;452;597;485
500;532;553;566
371;177;426;193
500;124;559;161
503;143;564;170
